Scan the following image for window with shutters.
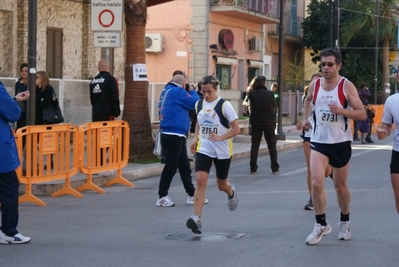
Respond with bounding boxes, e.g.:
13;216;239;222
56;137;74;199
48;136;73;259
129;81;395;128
46;27;63;78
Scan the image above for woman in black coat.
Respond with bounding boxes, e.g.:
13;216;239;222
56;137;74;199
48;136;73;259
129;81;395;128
35;71;55;125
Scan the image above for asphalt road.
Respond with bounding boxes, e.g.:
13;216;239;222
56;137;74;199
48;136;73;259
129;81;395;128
1;134;398;267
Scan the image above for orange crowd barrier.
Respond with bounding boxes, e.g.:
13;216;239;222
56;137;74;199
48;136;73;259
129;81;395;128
15;124;82;206
77;121;133;194
370;105;384;131
352;104;393;136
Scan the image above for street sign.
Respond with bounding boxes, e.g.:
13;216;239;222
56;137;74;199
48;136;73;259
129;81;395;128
91;0;123;31
133;64;148;81
93;32;121;47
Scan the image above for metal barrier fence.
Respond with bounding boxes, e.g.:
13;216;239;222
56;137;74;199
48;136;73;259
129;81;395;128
15;124;81;206
15;121;131;206
77;121;132;194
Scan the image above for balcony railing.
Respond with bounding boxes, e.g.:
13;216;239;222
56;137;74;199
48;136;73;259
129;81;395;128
211;0;280;24
269;15;303;44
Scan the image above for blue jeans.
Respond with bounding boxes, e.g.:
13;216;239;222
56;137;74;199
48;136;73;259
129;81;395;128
0;170;20;236
250;125;279;173
158;134;195;198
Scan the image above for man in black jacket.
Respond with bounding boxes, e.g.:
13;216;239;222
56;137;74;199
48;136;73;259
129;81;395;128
90;59;121;122
248;76;280;175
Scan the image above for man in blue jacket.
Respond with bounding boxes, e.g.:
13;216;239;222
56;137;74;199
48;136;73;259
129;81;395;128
156;74;201;207
0;81;31;244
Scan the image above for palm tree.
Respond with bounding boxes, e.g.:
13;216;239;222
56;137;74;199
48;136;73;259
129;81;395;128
340;0;398;103
123;0;155;161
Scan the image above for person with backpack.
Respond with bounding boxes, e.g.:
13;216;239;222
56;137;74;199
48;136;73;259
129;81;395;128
186;75;240;234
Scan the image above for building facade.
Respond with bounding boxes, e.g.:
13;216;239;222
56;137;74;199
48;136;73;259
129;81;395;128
145;0;305;95
0;0;305;123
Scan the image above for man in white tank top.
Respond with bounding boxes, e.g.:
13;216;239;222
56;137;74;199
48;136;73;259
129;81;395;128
302;48;367;245
377;73;399;214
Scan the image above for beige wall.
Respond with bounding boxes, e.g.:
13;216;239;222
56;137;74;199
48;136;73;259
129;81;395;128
146;0;193;83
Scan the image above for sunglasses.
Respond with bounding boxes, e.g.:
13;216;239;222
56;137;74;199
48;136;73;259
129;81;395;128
320;62;335;67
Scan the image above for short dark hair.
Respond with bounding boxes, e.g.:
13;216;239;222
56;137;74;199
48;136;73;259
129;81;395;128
359;82;367;89
320;48;342;65
255;76;266;87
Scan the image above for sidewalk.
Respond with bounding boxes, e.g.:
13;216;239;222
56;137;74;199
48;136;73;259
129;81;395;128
21;126;303;196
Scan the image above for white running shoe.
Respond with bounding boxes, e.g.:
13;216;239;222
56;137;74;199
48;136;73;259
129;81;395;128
0;233;31;244
186;196;209;205
0;231;5;244
228;184;238;211
156;196;175;207
306;222;332;245
337;221;351;240
186;215;202;234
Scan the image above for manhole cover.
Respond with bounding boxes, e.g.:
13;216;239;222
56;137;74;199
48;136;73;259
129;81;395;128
166;232;245;242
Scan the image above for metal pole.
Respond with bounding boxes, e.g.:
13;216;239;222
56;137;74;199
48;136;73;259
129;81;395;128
373;0;379;104
328;0;333;48
334;0;340;49
276;0;285;140
26;0;37;126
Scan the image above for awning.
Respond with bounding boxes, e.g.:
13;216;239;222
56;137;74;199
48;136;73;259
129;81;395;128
247;60;264;68
148;0;174;7
213;56;237;65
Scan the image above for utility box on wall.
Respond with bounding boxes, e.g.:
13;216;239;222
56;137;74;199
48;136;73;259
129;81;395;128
145;33;163;53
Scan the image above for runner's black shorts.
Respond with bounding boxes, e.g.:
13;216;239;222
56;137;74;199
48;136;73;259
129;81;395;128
310;141;351;168
390;150;399;174
195;153;231;180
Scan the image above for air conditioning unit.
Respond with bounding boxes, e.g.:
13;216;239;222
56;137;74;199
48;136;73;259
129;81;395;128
145;33;163;53
248;37;261;52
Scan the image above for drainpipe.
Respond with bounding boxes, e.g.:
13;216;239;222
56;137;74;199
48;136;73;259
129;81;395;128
261;24;266;76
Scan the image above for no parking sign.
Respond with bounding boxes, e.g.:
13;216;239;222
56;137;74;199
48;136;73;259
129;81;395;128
91;0;123;31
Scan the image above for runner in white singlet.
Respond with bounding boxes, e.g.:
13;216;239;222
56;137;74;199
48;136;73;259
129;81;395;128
311;77;353;143
185;75;240;235
377;73;399;214
196;96;237;159
301;48;366;245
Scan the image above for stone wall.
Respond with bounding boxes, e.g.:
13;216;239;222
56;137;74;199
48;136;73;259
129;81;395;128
1;0;18;76
1;0;126;81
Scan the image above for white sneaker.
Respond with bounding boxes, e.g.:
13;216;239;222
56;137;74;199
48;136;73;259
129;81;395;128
228;184;238;211
0;231;5;244
306;222;332;245
186;196;209;205
337;221;351;240
156;196;175;207
0;233;31;244
186;215;202;234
